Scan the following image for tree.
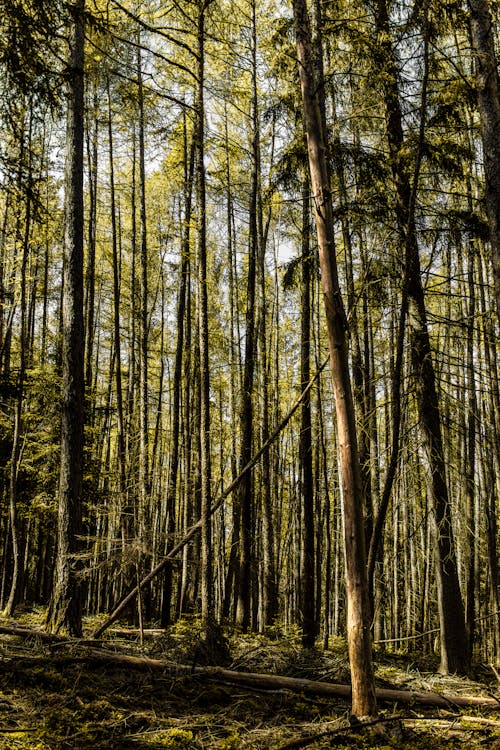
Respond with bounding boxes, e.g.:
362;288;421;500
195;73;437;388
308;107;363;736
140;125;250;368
196;0;215;634
47;0;85;636
298;167;316;648
292;0;377;719
235;0;260;631
469;0;500;325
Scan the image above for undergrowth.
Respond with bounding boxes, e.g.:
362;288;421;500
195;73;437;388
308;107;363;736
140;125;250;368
0;611;499;749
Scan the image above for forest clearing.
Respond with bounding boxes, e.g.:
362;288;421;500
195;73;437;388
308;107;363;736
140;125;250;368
1;0;500;744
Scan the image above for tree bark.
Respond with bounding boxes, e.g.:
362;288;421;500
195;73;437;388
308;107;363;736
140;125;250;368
47;0;85;637
107;81;127;504
292;0;377;719
4;108;32;616
137;40;150;543
195;0;215;632
299;170;316;648
468;0;500;325
161;132;195;628
235;0;259;630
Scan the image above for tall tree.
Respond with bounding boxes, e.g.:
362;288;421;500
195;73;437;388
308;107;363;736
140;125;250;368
298;168;316;648
196;0;215;633
47;0;85;636
292;0;377;719
4;107;32;615
235;0;260;631
468;0;500;325
137;40;150;546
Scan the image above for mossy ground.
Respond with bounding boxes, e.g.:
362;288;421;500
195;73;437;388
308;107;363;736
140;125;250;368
0;611;499;749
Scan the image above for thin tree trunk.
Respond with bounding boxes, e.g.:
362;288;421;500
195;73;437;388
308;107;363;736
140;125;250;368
235;0;259;630
84;84;98;392
137;41;150;546
47;0;85;636
374;0;468;674
299;169;316;648
161;132;195;627
5;110;32;614
469;0;500;325
292;0;377;719
107;81;127;503
221;106;239;622
195;0;215;633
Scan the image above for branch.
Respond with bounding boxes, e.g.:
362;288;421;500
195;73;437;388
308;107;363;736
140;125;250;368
110;0;198;59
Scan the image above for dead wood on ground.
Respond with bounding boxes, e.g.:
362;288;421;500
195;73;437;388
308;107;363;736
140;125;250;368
1;626;498;711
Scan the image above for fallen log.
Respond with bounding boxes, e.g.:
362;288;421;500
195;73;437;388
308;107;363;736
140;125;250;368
41;647;500;710
0;626;66;643
1;627;498;710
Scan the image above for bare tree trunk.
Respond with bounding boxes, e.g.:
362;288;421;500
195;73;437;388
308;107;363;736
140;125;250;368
469;0;500;325
137;41;150;544
47;0;85;637
292;0;377;719
161;131;195;627
221;106;239;622
107;81;126;503
84;83;98;393
258;125;276;630
235;0;259;630
195;0;215;632
5;109;32;614
299;170;316;648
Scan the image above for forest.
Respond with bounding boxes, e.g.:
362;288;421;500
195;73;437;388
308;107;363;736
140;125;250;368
0;0;500;747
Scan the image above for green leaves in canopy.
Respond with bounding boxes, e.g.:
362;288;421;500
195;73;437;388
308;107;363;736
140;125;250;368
0;0;65;110
446;209;490;240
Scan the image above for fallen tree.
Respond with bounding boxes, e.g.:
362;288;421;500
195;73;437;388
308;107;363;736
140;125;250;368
81;652;500;709
1;627;498;711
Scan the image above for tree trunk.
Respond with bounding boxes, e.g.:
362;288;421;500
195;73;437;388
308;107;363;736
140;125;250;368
84;84;98;393
161;131;195;627
47;0;85;637
468;0;500;325
299;170;316;648
107;81;127;504
292;0;377;719
4;108;32;616
137;41;150;546
195;0;215;632
235;0;259;630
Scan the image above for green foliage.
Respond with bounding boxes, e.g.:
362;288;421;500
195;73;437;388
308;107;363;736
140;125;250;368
428;77;476;129
446;209;490;241
156;728;195;747
0;0;64;111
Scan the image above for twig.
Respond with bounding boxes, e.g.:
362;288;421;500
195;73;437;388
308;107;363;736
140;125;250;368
374;627;439;644
276;715;400;750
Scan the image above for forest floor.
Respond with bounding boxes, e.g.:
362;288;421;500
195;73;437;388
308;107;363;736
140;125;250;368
0;609;499;750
